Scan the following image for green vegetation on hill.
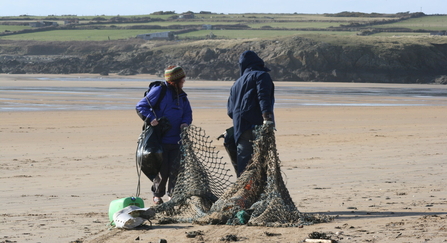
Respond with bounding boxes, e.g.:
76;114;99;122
0;24;31;32
0;29;177;41
372;16;447;31
178;30;358;39
1;11;446;42
1;12;446;84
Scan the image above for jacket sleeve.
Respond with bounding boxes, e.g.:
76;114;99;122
256;72;275;117
181;96;193;125
227;88;234;119
135;85;163;122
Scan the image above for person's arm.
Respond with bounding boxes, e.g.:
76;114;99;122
135;86;163;124
227;88;234;119
256;73;275;123
181;97;193;128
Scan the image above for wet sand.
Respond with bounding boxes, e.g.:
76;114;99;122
1;74;447;243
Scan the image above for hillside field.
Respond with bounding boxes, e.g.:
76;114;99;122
1;12;446;41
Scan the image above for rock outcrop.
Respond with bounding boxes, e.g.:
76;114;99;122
1;36;447;83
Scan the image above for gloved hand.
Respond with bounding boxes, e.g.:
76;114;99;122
263;120;275;131
262;112;274;121
180;123;189;130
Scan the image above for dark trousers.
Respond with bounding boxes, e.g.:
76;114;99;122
236;128;254;177
151;143;181;197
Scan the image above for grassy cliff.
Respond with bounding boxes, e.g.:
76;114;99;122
1;34;447;83
1;12;447;83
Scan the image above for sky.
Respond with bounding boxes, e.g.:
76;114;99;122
1;0;446;17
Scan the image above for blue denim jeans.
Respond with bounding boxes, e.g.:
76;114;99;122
151;143;180;197
236;128;254;177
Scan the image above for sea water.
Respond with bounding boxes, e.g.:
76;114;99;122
1;76;447;112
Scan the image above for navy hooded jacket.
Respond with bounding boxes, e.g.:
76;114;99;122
136;81;193;144
227;51;275;143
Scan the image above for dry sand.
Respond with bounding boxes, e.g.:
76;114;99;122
1;74;447;243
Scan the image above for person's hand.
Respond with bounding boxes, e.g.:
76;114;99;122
180;123;188;130
150;119;159;126
263;120;275;131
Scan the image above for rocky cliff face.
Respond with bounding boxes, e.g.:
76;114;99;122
1;36;447;84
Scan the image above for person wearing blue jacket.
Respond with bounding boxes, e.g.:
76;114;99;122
136;66;193;205
227;51;275;177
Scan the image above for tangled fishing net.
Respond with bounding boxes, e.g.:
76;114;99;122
153;124;332;226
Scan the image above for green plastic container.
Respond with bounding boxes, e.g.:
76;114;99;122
108;197;145;223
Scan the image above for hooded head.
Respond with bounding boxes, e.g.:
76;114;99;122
238;50;269;76
164;66;186;84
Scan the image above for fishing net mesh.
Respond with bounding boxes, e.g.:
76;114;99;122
153;124;332;226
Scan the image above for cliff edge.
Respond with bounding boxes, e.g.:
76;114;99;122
1;35;447;83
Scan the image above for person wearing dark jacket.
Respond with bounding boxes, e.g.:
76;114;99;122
136;66;193;205
227;51;275;177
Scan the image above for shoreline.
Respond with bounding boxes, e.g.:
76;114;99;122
2;74;447;113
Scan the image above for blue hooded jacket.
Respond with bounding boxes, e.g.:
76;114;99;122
227;51;275;143
136;81;193;144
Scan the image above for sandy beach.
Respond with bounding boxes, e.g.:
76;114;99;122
1;74;447;243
